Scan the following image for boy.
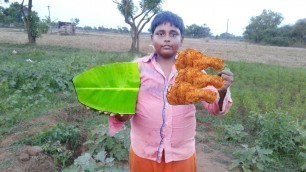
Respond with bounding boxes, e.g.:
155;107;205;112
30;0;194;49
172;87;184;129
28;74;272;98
109;11;233;172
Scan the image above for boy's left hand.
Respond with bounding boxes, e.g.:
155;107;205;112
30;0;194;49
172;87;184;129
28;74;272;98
218;70;234;92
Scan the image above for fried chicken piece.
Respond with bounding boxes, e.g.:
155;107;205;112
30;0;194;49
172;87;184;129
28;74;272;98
176;68;224;89
175;48;225;71
167;82;217;105
167;48;225;105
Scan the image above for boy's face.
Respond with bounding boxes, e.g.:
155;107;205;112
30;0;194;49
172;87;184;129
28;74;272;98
151;22;183;59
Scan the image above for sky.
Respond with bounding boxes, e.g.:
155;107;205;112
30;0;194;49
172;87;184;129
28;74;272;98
3;0;306;36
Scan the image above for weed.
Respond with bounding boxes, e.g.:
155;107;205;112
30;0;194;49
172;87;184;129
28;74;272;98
220;124;248;143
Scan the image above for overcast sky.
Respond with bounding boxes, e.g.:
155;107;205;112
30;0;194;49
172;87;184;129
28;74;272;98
4;0;306;36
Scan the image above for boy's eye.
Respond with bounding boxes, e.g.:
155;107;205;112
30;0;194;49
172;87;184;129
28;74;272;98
170;32;179;37
156;32;165;36
154;31;180;38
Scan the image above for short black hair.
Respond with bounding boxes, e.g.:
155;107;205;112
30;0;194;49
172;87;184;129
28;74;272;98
150;11;185;35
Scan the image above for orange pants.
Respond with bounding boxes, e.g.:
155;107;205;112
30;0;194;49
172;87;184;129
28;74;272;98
129;148;197;172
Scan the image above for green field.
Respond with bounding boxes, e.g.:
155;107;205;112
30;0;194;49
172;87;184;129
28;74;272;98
0;43;305;171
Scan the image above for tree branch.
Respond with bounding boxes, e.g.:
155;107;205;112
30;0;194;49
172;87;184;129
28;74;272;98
136;9;152;29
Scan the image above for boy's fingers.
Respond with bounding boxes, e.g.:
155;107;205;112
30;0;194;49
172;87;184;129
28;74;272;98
110;113;118;116
218;70;233;77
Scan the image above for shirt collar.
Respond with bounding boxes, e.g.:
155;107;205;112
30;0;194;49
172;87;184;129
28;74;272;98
142;53;157;63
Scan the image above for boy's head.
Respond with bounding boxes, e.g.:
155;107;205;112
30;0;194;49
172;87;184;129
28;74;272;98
150;11;185;36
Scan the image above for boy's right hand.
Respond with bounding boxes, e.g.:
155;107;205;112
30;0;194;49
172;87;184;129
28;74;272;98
100;111;133;122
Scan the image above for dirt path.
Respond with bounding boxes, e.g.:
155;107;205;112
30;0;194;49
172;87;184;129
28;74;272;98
1;29;306;68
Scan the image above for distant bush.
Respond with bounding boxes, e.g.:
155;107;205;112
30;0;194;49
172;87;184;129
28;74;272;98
263;36;291;46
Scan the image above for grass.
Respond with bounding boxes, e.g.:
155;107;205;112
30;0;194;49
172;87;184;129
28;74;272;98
0;43;135;138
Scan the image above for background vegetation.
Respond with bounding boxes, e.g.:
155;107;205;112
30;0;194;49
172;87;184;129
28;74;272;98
0;43;305;171
0;0;305;171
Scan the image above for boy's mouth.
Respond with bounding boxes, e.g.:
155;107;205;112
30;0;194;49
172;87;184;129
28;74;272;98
162;45;172;49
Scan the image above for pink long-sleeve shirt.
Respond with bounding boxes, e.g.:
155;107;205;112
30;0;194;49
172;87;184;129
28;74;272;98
109;53;232;163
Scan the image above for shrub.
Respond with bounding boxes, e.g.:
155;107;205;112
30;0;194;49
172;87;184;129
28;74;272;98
231;111;306;171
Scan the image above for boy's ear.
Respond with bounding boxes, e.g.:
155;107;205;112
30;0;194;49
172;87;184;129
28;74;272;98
180;36;184;43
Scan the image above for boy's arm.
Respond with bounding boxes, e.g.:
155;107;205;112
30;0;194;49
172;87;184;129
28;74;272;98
202;86;232;115
108;114;133;136
203;69;234;115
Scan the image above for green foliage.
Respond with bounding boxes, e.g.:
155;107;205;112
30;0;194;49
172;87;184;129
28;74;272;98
42;141;74;167
230;145;274;172
299;145;306;170
0;2;23;27
229;111;306;171
20;123;81;168
198;61;306;171
0;43;135;137
64;124;130;171
255;111;304;154
226;61;306;122
244;9;305;47
221;124;248;143
291;18;306;45
32;123;81;149
85;124;130;161
185;24;211;38
244;9;283;43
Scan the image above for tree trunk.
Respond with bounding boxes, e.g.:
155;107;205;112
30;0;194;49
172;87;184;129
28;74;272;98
130;26;138;52
21;0;36;44
136;32;140;52
28;32;36;44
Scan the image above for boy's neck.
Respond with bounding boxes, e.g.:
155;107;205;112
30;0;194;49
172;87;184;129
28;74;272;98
156;54;175;66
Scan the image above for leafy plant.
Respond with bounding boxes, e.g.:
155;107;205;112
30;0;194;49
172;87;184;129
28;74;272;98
42;141;73;167
221;124;248;143
255;111;304;154
230;145;274;172
299;145;306;171
32;123;81;150
230;111;306;171
63;124;130;171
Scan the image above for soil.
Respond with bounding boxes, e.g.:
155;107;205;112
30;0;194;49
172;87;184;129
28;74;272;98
0;105;236;172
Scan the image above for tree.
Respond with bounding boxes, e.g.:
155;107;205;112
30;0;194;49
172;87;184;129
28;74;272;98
0;2;23;26
244;9;283;43
185;24;211;38
20;0;41;44
113;0;163;52
291;18;306;44
70;18;80;26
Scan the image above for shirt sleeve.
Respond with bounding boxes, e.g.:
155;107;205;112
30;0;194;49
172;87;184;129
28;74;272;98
108;116;125;136
201;86;233;115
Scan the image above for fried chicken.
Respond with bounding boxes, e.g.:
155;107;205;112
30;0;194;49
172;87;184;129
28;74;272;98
175;48;225;71
176;68;224;89
167;82;217;104
167;48;225;105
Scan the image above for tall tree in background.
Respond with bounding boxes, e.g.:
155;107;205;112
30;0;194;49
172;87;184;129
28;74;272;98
244;9;283;43
113;0;163;52
21;0;39;44
291;18;306;44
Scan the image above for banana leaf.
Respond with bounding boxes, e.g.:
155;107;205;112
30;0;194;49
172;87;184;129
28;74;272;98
73;62;140;114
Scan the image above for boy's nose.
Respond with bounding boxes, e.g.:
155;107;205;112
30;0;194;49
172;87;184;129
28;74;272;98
163;36;171;42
